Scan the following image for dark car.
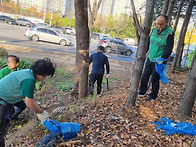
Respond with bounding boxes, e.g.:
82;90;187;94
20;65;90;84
98;37;133;56
16;18;35;27
0;15;17;25
52;26;66;34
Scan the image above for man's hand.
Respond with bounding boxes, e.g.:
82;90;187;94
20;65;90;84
37;110;49;124
106;74;109;78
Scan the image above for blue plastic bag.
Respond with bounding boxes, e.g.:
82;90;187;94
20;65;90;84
155;58;169;84
43;119;81;139
152;117;196;135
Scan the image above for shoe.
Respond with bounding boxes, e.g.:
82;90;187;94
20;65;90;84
137;93;145;98
146;97;155;102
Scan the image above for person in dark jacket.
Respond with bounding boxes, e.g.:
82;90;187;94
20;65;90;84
138;14;174;102
89;46;110;95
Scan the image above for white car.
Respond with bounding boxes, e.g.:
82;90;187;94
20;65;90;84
24;27;72;46
64;27;76;35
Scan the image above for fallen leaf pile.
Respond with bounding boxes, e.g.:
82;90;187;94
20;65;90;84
5;66;196;147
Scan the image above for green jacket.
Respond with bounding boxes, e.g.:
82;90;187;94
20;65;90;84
0;66;15;79
148;26;173;62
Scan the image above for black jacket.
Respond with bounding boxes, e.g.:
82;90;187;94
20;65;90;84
89;51;110;75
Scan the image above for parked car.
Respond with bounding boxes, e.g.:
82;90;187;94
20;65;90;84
0;15;17;25
24;27;72;46
64;27;76;35
91;32;109;40
91;32;100;40
36;23;50;28
16;18;35;27
98;37;133;56
124;38;135;45
52;26;66;34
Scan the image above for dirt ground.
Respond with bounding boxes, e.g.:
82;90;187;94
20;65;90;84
1;44;196;147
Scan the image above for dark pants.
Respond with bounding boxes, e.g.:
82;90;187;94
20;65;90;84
0;104;7;147
12;100;26;119
89;74;103;95
139;58;160;99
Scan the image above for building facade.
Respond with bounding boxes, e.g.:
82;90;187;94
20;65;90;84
11;0;146;17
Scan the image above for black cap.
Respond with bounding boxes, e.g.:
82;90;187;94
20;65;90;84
97;46;105;52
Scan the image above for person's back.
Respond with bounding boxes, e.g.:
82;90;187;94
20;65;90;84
89;46;110;95
90;51;108;75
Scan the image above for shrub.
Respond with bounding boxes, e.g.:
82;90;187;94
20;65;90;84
0;46;8;59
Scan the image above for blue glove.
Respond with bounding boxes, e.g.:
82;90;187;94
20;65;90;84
156;57;165;64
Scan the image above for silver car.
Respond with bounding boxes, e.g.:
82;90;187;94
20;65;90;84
24;27;72;46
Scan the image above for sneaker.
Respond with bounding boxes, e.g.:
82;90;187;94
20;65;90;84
137;93;145;98
146;97;155;102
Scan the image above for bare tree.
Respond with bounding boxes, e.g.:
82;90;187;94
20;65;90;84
176;50;196;117
130;0;142;44
125;0;156;108
88;0;102;35
166;0;176;26
173;0;185;33
71;0;89;99
161;0;169;15
171;0;195;73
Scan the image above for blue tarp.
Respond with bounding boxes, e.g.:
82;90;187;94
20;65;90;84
36;119;81;147
151;117;196;135
43;119;81;139
155;58;169;84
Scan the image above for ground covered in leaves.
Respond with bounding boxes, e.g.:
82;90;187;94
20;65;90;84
3;45;196;147
5;64;196;147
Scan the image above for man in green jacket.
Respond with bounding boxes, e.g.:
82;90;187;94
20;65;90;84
0;58;56;147
138;14;174;102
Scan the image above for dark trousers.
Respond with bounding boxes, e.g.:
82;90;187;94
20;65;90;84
89;74;103;95
0;104;7;147
12;100;26;119
139;58;160;99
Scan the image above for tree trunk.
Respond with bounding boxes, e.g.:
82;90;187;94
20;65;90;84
192;137;196;147
130;0;142;44
125;0;156;108
161;0;169;15
88;0;102;37
71;0;89;99
166;0;176;26
176;51;196;117
172;0;184;33
171;0;195;73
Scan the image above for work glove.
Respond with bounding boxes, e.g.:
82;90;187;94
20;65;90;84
156;57;165;64
106;74;109;78
37;110;49;124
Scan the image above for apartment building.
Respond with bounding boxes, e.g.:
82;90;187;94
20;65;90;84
11;0;64;15
11;0;146;17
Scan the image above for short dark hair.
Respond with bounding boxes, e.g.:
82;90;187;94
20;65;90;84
8;55;20;63
97;46;105;52
157;14;168;22
30;58;56;77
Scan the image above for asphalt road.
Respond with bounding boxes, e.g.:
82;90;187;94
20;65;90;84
0;22;137;63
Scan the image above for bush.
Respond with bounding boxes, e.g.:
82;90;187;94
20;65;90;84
0;46;8;59
18;59;33;69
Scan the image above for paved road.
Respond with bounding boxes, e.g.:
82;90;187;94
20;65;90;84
0;23;137;63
